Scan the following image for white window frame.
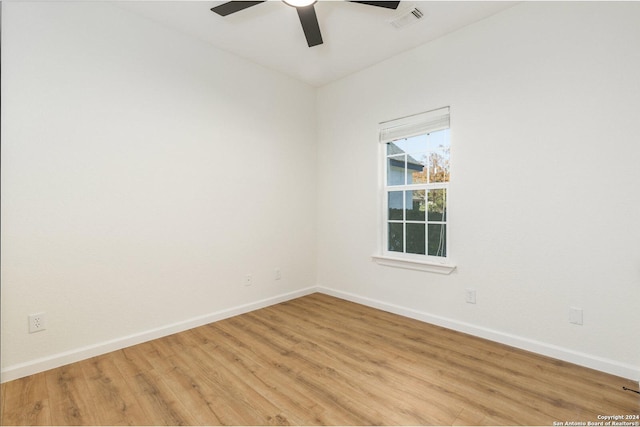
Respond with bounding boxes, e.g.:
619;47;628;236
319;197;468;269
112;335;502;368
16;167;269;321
372;107;456;275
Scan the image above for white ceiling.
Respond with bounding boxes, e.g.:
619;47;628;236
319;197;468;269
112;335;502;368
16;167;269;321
116;1;518;87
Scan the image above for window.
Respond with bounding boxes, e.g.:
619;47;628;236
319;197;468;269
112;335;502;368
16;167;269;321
374;107;455;274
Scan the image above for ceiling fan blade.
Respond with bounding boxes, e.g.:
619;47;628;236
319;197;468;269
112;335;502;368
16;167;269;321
349;1;400;9
210;1;266;17
296;5;323;47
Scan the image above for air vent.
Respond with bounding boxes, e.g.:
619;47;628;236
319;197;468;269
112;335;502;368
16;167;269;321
389;7;424;29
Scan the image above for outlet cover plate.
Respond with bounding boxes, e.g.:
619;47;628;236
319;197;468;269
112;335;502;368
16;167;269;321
465;289;476;304
244;274;253;286
28;313;47;333
569;307;583;325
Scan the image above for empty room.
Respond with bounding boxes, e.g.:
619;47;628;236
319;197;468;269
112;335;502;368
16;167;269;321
1;0;639;425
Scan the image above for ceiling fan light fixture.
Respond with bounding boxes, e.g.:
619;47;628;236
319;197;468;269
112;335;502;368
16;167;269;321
212;0;400;48
283;0;317;7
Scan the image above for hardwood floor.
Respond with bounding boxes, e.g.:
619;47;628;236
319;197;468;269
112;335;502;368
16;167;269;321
2;293;638;425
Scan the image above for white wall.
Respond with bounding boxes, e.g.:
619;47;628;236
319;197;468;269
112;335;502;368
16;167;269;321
3;1;639;383
1;1;317;379
317;2;640;379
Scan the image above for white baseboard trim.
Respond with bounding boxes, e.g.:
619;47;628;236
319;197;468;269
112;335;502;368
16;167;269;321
4;285;638;384
1;287;317;383
317;286;640;382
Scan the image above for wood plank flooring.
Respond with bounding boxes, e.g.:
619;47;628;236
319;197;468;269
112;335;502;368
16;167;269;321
2;293;638;425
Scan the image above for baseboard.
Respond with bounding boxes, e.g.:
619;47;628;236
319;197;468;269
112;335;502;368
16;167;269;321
1;287;318;383
4;285;638;384
317;286;640;382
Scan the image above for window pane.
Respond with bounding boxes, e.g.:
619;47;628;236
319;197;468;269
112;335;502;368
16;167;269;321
428;224;447;257
387;141;404;155
427;189;447;222
426;129;449;151
388;191;403;220
405;190;426;221
427;129;450;183
407;153;428;184
391;135;427;154
406;223;426;255
387;155;405;185
388;223;403;252
428;149;450;183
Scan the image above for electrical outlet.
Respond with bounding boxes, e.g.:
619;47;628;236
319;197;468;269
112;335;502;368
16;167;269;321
28;313;47;333
465;289;476;304
274;268;282;280
244;274;253;287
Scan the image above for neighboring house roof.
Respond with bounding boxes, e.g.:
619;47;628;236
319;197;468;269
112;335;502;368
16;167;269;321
387;142;424;171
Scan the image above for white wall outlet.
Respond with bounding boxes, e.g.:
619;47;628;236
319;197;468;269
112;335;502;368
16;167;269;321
465;288;477;304
28;313;47;333
569;307;583;325
244;274;253;287
274;268;282;280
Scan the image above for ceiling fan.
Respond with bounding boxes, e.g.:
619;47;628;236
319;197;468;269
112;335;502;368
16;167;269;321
210;1;401;48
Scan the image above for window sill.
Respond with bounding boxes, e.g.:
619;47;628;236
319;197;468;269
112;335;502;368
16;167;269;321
371;255;456;275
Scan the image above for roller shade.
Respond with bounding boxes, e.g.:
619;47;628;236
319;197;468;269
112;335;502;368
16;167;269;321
379;107;450;144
